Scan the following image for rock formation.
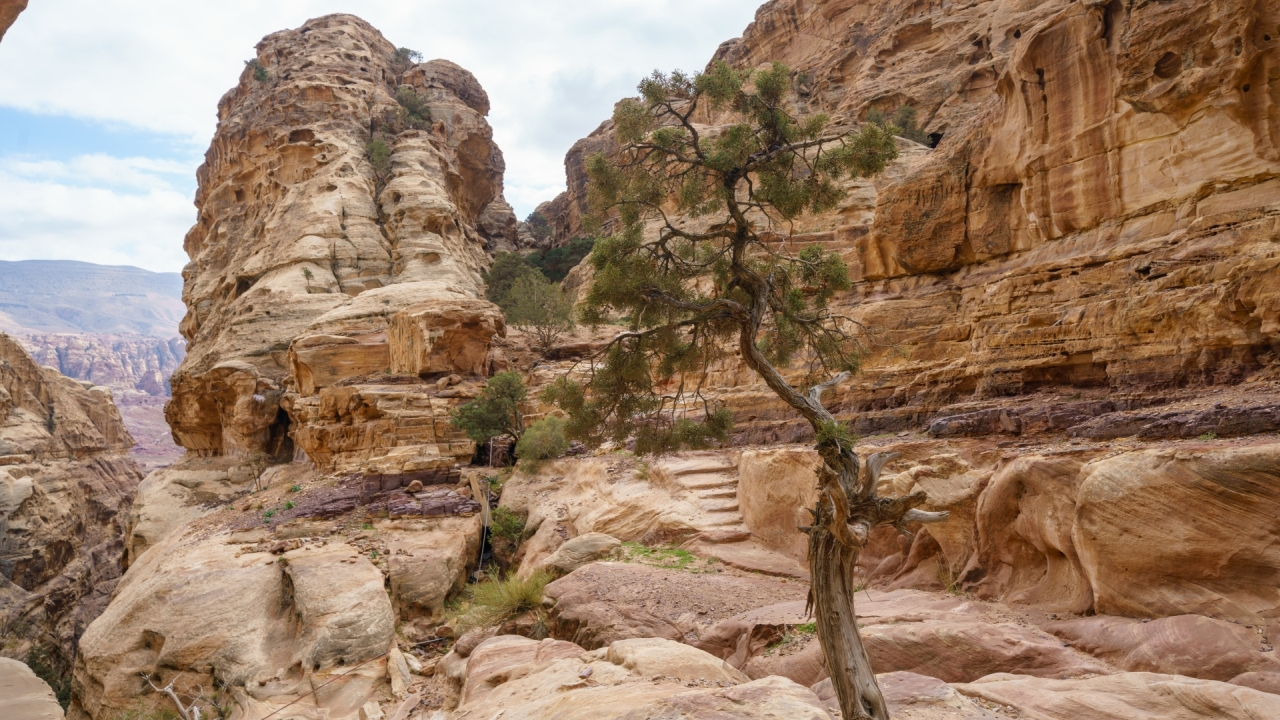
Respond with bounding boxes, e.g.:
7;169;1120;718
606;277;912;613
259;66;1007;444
165;13;508;477
0;332;143;669
70;15;512;720
0;0;27;42
0;657;65;720
539;0;1280;443
17;334;185;398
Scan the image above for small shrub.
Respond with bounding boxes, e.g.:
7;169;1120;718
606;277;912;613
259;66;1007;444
284;501;295;510
451;371;527;447
504;273;576;356
395;47;423;64
263;509;276;520
456;570;551;633
244;59;269;83
395;85;432;130
1199;432;1218;441
362;522;374;530
367;137;392;179
489;506;526;547
516;416;568;462
794;622;817;634
527;236;595;282
288;484;301;493
866;105;929;145
26;642;70;709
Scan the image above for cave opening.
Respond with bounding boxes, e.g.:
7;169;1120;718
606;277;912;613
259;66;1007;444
266;407;294;463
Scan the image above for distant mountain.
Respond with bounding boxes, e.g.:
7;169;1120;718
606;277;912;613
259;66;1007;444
0;259;186;337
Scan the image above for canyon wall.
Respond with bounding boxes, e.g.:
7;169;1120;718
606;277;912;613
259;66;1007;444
542;0;1280;443
0;332;143;665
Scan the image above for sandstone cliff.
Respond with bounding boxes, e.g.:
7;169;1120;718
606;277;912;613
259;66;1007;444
165;14;509;477
17;334;185;397
541;0;1280;444
0;0;26;42
0;332;143;669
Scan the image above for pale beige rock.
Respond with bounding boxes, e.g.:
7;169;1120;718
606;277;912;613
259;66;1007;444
167;14;507;478
1074;445;1280;622
954;672;1280;720
18;333;185;397
737;448;819;561
536;532;621;576
459;635;586;705
0;657;64;720
449;636;831;720
72;530;394;720
0;334;143;659
382;516;481;623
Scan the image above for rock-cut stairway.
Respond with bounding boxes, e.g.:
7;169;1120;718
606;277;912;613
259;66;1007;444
657;454;747;533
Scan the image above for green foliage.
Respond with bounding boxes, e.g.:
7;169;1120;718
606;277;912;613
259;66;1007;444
26;642;70;709
1199;432;1218;441
516;416;569;462
395;47;423;65
620;542;695;570
505;272;576;355
395;85;433;130
263;509;276;519
546;60;896;454
455;570;551;633
367;137;392;179
489;506;526;547
288;484;302;493
483;252;542;306
450;371;527;445
866;105;930;145
244;59;269;82
284;501;295;510
815;419;857;449
300;268;313;287
794;622;817;634
525;210;553;243
527;236;595;282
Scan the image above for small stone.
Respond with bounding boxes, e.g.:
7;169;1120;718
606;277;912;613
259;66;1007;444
406;480;424;493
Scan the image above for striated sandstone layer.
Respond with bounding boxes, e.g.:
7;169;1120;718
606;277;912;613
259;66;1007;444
540;0;1280;442
165;13;510;476
0;333;143;664
18;333;185;398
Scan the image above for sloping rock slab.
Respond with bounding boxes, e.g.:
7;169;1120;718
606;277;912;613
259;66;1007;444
954;672;1280;719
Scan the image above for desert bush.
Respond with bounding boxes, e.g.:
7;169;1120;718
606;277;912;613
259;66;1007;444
26;641;70;708
455;570;551;633
244;59;269;83
450;371;527;446
367;137;392;179
516;416;568;462
489;506;526;547
505;272;575;355
866;105;929;145
395;85;432;130
483;251;541;306
527;236;595;282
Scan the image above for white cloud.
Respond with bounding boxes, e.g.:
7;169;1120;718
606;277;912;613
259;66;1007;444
0;160;193;272
0;0;760;267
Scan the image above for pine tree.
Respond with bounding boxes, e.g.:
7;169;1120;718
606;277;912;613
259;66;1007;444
544;61;949;720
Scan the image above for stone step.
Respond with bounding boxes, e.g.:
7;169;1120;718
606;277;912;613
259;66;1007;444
698;487;739;500
702;514;747;528
659;457;738;477
678;473;739;490
699;499;740;514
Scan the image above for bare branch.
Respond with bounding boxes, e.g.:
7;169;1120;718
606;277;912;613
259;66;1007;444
807;371;851;405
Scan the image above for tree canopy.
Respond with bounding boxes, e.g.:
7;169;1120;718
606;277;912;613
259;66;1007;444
542;60;951;720
450;371;527;446
544;60;899;455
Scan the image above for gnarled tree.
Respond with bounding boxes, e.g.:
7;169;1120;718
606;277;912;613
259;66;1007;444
544;61;949;719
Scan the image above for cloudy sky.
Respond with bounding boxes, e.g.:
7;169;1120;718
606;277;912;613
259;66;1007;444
0;0;759;272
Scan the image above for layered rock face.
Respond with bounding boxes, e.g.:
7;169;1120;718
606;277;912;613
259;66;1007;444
542;0;1280;439
166;13;510;475
0;333;143;663
18;334;185;397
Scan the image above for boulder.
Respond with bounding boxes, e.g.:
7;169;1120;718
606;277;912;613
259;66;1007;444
536;532;621;576
0;658;64;720
383;516;482;623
